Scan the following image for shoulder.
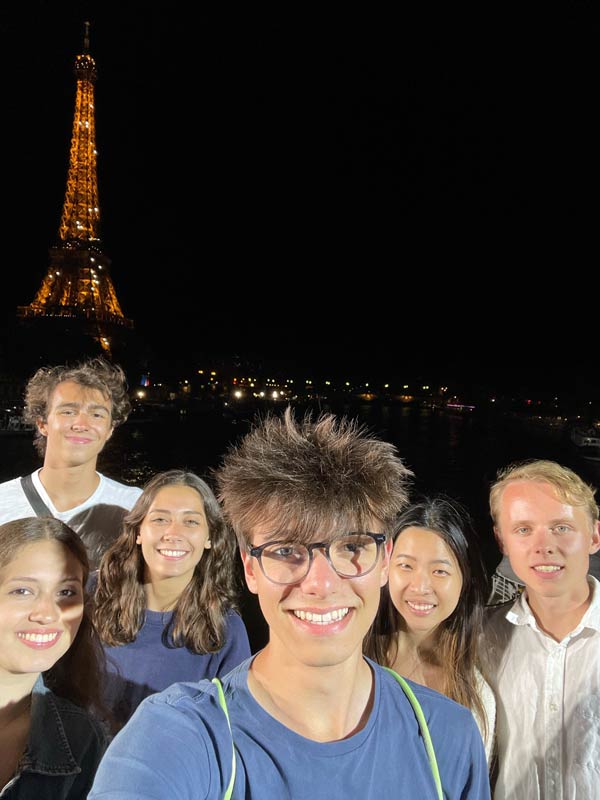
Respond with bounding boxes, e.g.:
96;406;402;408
225;609;249;634
91;679;233;796
97;474;143;503
33;688;108;763
48;691;107;736
377;662;473;722
0;475;28;516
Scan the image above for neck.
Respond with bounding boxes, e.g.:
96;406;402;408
390;630;445;692
526;581;593;642
38;463;100;512
249;643;374;742
144;573;192;611
0;673;38;723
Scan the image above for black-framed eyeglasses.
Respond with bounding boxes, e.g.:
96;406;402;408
248;532;388;585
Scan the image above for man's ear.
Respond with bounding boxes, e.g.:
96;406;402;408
240;547;259;595
590;521;600;555
36;418;48;437
379;538;393;587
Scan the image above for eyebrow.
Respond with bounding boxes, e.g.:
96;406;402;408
148;508;205;515
6;575;83;583
394;553;454;566
54;401;110;413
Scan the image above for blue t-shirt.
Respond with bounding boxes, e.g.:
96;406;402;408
103;609;251;727
90;657;490;799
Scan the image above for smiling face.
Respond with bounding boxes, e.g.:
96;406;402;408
0;540;84;679
241;521;391;670
388;526;463;640
38;380;114;468
136;484;211;585
495;480;600;603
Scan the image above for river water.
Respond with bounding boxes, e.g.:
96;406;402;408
2;400;597;650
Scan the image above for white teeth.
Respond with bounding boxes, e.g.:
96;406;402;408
293;608;349;625
407;602;435;611
534;565;562;573
18;632;58;643
159;549;187;557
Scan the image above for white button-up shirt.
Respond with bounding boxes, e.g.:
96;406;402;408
481;577;600;800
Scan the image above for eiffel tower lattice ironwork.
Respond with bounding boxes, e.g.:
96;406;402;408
17;21;133;357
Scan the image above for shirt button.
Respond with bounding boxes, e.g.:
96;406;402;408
549;703;558;711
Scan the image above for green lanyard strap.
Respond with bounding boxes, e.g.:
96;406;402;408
383;667;443;800
212;678;236;800
213;670;443;800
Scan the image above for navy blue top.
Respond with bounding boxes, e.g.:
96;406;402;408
102;609;251;727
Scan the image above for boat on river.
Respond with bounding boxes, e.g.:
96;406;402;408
570;425;600;460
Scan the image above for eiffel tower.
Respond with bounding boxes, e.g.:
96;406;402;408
16;22;133;361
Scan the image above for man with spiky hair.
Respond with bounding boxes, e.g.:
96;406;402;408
90;407;490;800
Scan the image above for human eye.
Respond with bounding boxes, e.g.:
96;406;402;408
433;568;450;577
514;526;531;536
149;515;168;524
8;587;33;597
184;518;201;526
395;561;412;571
553;524;571;534
267;544;305;564
58;587;80;598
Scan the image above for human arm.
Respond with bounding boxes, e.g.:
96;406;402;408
89;686;229;800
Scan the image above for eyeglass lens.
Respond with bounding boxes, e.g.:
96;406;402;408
258;534;380;583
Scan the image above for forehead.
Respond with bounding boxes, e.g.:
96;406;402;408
393;526;459;563
500;480;588;523
249;517;384;545
48;381;111;410
147;485;206;513
0;540;83;583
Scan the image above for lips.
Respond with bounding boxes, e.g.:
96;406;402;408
157;548;189;559
292;607;350;625
17;630;62;649
405;600;437;615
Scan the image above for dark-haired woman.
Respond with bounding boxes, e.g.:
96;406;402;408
365;495;496;763
0;517;108;798
93;469;251;728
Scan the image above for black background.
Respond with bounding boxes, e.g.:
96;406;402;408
1;4;599;391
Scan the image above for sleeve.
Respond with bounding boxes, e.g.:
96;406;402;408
88;693;223;800
216;611;252;676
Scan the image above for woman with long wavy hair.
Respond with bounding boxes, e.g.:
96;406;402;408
0;516;108;798
93;469;250;728
364;495;496;764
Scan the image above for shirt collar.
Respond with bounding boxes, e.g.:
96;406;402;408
20;676;80;776
505;576;600;634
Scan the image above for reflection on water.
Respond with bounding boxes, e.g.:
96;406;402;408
3;401;598;651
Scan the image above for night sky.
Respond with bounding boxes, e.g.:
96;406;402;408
1;4;599;392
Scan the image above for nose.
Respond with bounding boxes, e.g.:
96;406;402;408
29;593;59;624
409;568;433;594
162;520;183;541
532;526;555;553
71;411;89;430
299;548;340;595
